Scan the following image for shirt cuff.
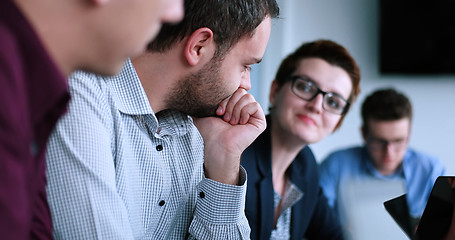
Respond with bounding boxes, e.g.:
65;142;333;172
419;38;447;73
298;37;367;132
194;167;247;224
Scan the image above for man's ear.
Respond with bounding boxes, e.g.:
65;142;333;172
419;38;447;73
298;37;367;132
184;28;215;66
269;79;279;105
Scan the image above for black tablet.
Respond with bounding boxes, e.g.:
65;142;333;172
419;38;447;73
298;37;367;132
415;176;455;240
384;194;414;240
384;176;455;240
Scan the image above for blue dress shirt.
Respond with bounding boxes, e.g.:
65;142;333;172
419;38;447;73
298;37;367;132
319;146;446;218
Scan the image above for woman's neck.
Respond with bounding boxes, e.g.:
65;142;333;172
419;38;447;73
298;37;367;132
270;121;306;195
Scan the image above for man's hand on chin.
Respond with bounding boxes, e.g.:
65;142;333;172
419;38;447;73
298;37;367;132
193;88;266;185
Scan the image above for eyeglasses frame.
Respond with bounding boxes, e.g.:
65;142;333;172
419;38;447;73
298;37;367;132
288;75;351;115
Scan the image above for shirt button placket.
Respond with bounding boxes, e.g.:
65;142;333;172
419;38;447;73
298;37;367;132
156;144;163;151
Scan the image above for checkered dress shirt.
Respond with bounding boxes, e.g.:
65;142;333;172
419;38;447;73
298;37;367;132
46;60;250;239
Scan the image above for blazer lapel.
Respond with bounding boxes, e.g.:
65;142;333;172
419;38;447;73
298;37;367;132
259;177;274;240
256;124;275;240
289;151;308;239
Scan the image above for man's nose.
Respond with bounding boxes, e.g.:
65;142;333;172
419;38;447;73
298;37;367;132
240;71;251;91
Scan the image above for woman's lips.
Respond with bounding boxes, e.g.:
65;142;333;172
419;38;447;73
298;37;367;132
297;114;316;126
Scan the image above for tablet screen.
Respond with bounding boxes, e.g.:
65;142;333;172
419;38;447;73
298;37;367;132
415;176;455;240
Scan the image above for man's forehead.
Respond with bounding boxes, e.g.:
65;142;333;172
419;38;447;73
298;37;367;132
237;17;271;59
367;118;411;136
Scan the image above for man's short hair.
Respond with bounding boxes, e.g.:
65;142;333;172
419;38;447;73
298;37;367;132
148;0;280;57
272;39;361;129
361;88;413;128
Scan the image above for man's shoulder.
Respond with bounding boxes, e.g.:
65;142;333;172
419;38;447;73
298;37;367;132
324;146;364;163
69;70;108;85
0;22;26;83
0;1;25;62
0;20;18;55
69;67;133;103
318;147;365;178
66;70;114;109
405;148;443;168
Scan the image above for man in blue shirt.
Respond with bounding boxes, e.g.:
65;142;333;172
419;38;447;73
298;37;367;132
319;88;445;226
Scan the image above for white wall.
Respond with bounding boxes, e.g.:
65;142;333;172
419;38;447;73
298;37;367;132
250;0;455;174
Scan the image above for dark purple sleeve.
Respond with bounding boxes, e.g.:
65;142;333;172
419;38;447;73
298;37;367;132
30;154;54;240
0;29;34;240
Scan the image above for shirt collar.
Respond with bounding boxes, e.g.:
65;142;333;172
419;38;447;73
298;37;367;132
363;145;405;180
106;59;192;137
106;59;154;116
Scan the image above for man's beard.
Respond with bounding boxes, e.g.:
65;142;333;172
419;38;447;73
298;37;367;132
164;57;232;118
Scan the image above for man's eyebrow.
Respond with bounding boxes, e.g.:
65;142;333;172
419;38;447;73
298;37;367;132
248;57;262;65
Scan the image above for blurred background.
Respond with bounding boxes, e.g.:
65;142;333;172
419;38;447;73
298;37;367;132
250;0;455;175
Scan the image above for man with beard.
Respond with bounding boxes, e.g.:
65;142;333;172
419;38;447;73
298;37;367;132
45;0;279;239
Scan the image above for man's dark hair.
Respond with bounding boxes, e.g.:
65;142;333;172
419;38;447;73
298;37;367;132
361;88;413;129
148;0;280;56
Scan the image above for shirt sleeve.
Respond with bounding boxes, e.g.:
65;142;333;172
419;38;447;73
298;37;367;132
430;157;446;181
0;35;31;240
188;166;250;240
45;72;135;239
406;152;447;217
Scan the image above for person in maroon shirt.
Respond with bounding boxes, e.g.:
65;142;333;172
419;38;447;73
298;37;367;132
0;0;183;239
